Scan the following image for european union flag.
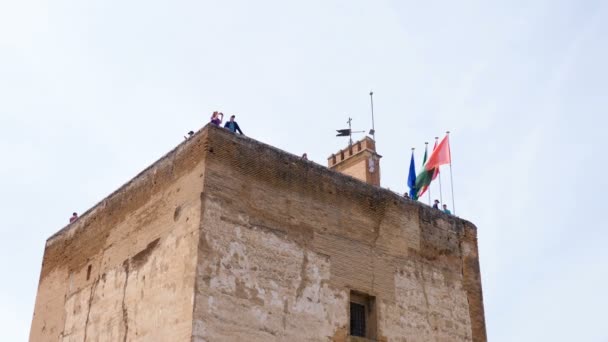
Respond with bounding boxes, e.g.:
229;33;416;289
407;151;417;199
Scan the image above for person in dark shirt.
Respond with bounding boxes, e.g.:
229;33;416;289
432;199;440;209
224;115;244;135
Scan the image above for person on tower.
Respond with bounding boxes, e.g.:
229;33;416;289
442;204;452;215
223;115;244;135
210;111;224;126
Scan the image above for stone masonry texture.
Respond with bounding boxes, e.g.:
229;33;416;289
30;125;486;342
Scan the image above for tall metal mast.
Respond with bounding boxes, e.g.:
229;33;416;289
369;91;376;141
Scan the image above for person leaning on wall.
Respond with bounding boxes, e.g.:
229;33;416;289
223;115;244;135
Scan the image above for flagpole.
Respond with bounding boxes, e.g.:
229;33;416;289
425;142;431;206
410;147;414;199
435;136;443;206
369;91;376;141
406;147;416;199
446;131;456;215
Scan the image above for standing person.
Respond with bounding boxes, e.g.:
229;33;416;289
69;212;78;223
224;115;244;135
432;199;440;209
301;153;308;160
210;111;224;126
442;204;452;215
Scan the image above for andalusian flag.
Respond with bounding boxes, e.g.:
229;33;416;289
423;143;428;167
415;135;451;198
418;139;441;197
418;143;429;199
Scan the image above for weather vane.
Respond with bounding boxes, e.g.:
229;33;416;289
336;117;365;145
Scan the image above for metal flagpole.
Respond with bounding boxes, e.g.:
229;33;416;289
369;91;376;141
447;131;456;215
436;136;443;206
425;142;431;206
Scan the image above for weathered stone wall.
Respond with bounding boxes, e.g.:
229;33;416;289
29;131;210;341
191;127;486;341
30;125;485;342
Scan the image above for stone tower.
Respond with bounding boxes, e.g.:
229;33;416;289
328;136;382;187
30;125;486;341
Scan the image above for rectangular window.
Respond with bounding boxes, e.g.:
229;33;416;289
349;291;377;340
350;302;366;337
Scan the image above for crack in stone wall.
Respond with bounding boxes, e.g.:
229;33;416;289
295;251;309;301
82;277;100;342
369;199;387;295
121;260;130;342
417;261;434;334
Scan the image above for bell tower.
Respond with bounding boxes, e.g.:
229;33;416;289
327;136;382;186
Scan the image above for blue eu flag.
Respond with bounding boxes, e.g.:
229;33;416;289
407;151;417;199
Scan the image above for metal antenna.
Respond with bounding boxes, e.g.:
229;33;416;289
369;91;376;141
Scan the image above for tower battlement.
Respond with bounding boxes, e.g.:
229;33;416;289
328;136;382;187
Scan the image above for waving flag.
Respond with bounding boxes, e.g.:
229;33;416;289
407;150;417;199
415;135;451;198
431;139;440;181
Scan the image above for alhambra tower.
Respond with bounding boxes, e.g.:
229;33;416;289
30;125;486;341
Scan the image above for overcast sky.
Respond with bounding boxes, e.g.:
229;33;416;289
1;0;607;341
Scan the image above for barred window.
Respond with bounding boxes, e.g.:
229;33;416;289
350;302;366;337
349;291;377;340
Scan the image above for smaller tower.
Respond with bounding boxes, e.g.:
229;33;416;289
327;137;382;186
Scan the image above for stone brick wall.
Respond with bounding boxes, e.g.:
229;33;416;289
29;131;210;342
331;153;370;184
191;126;486;341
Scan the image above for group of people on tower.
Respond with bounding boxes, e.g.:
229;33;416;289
402;194;452;215
183;112;244;139
432;199;451;214
69;112;454;223
210;111;244;135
